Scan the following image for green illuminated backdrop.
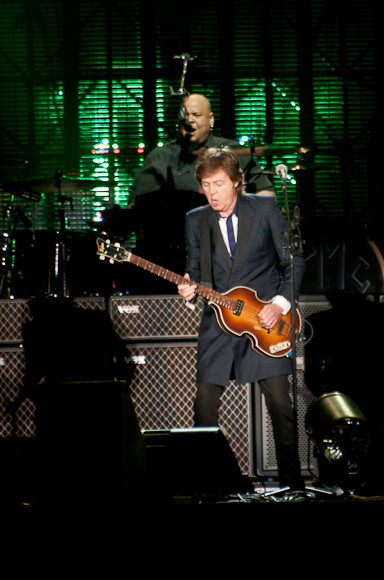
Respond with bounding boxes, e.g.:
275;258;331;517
0;0;378;237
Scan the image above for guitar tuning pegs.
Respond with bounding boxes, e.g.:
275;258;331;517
115;242;120;247
99;255;105;261
109;259;114;264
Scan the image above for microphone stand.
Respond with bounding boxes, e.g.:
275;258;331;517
276;167;334;500
277;165;303;491
50;170;71;298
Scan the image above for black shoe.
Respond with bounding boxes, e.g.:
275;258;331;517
282;490;308;502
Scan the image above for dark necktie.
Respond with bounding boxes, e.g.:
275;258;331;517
226;212;236;259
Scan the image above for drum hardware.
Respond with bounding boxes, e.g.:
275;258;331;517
0;202;32;298
1;172;115;298
47;170;73;298
3;176;115;194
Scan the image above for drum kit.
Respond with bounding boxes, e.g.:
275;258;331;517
0;169;116;299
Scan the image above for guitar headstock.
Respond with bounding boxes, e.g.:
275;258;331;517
96;237;129;263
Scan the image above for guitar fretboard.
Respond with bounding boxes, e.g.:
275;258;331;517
125;251;237;310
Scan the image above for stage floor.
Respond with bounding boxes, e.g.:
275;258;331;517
1;437;384;515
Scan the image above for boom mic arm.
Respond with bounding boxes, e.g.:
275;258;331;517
169;53;195;96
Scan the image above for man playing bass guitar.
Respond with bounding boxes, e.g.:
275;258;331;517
178;146;306;492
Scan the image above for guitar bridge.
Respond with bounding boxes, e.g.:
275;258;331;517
233;299;244;316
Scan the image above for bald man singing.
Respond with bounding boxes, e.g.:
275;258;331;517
130;93;274;290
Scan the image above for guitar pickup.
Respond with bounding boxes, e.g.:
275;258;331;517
233;299;244;316
277;319;286;335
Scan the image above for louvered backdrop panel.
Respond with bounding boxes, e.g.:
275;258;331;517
310;1;377;221
0;1;378;246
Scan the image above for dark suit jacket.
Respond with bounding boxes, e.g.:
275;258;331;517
185;194;306;386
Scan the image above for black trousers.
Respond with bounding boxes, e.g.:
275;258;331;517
194;377;303;490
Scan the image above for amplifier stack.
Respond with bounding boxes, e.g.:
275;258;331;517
108;294;252;474
0;293;330;479
0;297;106;437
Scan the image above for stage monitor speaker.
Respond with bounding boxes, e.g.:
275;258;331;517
34;380;146;511
142;427;253;502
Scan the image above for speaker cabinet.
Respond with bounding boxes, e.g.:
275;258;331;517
109;294;203;341
251;296;333;479
0;297;108;439
22;299;116;385
142;427;252;501
125;341;252;474
0;346;35;438
0;296;105;344
252;377;317;478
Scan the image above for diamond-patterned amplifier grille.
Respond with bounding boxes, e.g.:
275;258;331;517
255;376;317;475
126;342;197;430
0;300;32;343
126;342;251;474
0;347;35;438
73;297;106;311
219;382;251;475
0;297;105;344
109;295;203;340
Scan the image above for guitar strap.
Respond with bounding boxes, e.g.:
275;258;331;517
200;207;213;289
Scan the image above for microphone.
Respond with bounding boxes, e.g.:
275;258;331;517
178;105;193;133
180;116;193;132
275;164;288;180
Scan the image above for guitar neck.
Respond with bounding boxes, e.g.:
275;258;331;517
125;251;236;309
125;252;184;286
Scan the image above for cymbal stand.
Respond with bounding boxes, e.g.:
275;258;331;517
0;201;17;298
278;165;302;462
49;170;72;298
0;201;32;298
260;164;306;500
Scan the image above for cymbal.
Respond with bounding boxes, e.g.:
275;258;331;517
289;162;339;173
3;177;115;194
232;144;310;157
